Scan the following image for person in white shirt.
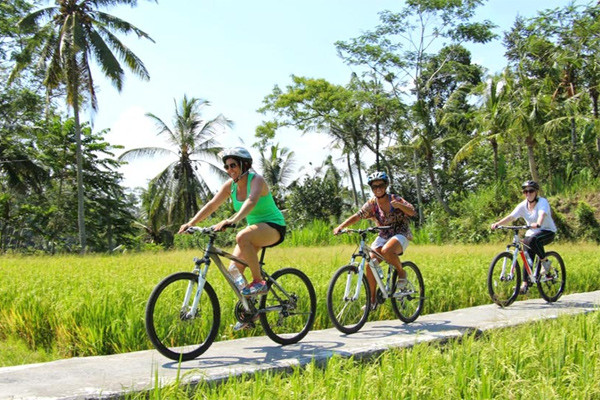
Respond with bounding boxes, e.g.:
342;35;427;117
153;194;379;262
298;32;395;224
491;180;557;293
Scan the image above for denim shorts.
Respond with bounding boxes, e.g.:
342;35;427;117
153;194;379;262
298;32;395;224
371;234;409;254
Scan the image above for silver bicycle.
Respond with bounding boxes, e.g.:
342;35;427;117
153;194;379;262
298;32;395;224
326;226;425;334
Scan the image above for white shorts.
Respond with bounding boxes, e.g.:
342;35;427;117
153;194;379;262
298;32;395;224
371;234;409;254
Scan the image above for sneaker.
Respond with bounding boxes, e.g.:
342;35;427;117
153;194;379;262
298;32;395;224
396;278;408;291
361;301;378;312
541;259;553;276
519;282;529;295
241;280;268;297
233;314;259;331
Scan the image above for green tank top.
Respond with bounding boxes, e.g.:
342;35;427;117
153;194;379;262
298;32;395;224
231;173;286;226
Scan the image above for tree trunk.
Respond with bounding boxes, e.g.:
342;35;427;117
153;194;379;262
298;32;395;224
412;151;424;226
425;150;456;216
490;138;499;180
525;136;539;183
347;153;359;208
73;98;87;253
354;149;367;203
591;88;600;168
570;115;578;164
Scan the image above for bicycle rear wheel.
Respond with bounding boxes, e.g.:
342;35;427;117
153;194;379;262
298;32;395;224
145;272;220;361
536;251;566;302
391;261;424;323
488;252;521;307
259;268;316;345
326;264;371;334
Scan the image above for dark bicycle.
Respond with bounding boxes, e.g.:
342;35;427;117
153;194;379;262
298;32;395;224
145;226;316;361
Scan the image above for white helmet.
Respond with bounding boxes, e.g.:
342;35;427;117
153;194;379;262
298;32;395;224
221;147;252;163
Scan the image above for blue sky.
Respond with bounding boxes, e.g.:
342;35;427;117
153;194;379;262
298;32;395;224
89;0;589;190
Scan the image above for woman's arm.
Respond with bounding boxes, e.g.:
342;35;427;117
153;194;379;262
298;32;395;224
333;214;361;235
491;214;515;230
178;180;231;233
391;196;416;217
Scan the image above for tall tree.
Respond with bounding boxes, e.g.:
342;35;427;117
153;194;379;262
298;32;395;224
452;72;510;180
119;95;232;229
335;0;495;216
9;0;155;251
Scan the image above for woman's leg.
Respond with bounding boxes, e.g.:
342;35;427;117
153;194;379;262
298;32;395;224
233;223;280;282
380;238;406;280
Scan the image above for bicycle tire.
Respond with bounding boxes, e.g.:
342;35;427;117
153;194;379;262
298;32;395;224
259;267;316;345
145;272;220;361
390;261;425;323
326;264;371;334
488;251;521;307
536;251;566;302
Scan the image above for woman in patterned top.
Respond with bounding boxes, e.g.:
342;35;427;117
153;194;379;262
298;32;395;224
333;171;416;308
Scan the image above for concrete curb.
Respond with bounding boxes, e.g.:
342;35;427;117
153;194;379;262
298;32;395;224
1;291;599;399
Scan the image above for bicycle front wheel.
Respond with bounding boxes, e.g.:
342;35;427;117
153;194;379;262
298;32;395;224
536;251;566;302
259;268;316;345
391;261;425;323
326;264;371;334
488;252;521;307
145;272;220;361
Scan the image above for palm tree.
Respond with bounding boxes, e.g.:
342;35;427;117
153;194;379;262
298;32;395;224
119;95;232;228
451;73;510;180
258;143;295;208
9;0;155;251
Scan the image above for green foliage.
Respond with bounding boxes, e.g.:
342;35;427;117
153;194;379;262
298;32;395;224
575;201;600;243
0;116;137;253
2;242;599;367
422;184;518;244
285;176;345;228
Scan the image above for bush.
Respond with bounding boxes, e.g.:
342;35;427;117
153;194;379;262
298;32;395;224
575;201;600;243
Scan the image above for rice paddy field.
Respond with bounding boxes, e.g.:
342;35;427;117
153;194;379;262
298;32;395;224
1;242;599;369
129;311;600;399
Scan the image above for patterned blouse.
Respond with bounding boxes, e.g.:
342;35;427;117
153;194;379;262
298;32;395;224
356;194;414;240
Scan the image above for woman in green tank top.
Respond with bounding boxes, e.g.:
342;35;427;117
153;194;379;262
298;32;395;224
178;147;286;303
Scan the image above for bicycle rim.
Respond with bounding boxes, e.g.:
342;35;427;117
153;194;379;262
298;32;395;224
145;272;220;361
488;252;520;307
391;261;424;323
536;251;566;302
259;268;316;345
326;264;370;334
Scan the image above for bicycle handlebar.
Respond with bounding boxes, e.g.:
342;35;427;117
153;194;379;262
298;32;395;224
185;223;237;235
338;226;392;235
495;225;530;231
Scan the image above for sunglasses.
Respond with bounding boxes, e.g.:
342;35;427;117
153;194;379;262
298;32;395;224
523;189;536;194
371;183;387;190
224;162;238;171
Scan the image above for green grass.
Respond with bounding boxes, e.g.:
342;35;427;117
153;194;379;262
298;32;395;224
127;311;600;399
0;242;599;367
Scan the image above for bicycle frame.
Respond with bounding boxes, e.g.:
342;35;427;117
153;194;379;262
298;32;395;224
499;226;539;284
182;227;253;318
343;227;394;301
183;226;293;318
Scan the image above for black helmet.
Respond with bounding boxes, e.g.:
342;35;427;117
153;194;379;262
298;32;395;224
367;171;389;186
521;180;539;191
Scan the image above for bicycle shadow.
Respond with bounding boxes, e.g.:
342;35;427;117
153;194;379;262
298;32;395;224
160;339;348;370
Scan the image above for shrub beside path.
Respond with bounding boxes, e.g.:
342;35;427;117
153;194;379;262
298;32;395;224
1;291;599;400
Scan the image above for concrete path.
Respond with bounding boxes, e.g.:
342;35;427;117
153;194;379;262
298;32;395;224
2;291;600;400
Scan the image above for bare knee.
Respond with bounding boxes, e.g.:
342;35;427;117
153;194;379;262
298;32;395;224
236;230;251;247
